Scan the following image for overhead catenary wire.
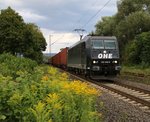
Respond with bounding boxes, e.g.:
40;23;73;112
49;0;112;52
77;0;100;24
82;0;112;28
50;0;100;47
50;34;65;46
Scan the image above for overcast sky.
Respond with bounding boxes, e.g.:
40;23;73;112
0;0;118;53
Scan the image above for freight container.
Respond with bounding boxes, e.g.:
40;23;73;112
52;52;60;67
59;47;68;69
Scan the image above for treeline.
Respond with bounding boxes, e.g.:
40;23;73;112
92;0;150;67
0;7;47;63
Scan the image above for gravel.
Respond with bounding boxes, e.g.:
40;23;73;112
97;91;150;122
95;77;150;122
67;70;150;121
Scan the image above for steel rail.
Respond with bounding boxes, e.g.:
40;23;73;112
114;80;150;95
57;68;150;109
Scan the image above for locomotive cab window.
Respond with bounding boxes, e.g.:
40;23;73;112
92;40;104;49
104;40;116;49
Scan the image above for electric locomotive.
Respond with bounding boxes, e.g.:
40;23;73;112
67;36;121;79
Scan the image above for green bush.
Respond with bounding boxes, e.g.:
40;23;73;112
124;31;150;67
0;53;37;78
124;41;140;65
0;55;101;122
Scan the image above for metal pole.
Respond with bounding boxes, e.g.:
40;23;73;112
49;35;52;56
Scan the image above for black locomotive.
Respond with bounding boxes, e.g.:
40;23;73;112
67;36;121;79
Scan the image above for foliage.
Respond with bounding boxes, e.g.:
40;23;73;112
116;11;150;41
95;16;117;36
121;65;150;76
0;53;37;78
135;32;150;66
0;55;101;122
124;32;150;66
0;7;25;55
0;7;47;63
93;0;150;65
119;65;150;84
23;23;47;63
124;41;139;65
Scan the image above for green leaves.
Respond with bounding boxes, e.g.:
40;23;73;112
94;0;150;66
0;7;47;63
95;16;116;36
0;53;37;78
124;31;150;66
0;55;101;121
0;7;25;54
23;23;47;63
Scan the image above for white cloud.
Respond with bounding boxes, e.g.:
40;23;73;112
18;9;47;23
41;28;80;53
0;0;118;53
0;0;23;7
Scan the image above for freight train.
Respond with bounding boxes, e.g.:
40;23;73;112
50;36;121;79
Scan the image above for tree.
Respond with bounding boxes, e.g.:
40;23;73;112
93;0;150;65
136;32;150;66
115;11;150;43
23;23;47;63
124;32;150;66
95;16;117;36
116;0;150;21
0;7;47;63
0;7;25;54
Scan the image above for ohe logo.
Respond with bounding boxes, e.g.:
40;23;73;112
98;53;112;59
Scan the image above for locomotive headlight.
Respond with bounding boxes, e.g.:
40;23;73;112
113;60;118;63
93;60;96;64
93;60;98;64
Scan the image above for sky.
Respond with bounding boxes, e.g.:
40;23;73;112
0;0;118;53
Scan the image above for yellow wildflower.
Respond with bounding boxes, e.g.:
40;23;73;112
53;103;62;110
48;67;57;75
62;82;70;89
8;92;22;105
85;87;99;96
60;73;68;80
42;75;49;81
46;93;59;104
35;101;45;113
48;119;53;122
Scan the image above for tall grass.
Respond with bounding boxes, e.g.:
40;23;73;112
0;54;101;122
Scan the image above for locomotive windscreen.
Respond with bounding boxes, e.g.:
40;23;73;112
92;39;116;49
92;40;104;49
104;40;116;49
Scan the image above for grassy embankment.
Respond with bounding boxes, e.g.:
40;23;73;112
0;53;102;122
119;65;150;85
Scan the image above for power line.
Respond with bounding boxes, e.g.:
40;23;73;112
49;0;101;46
50;34;65;46
82;0;112;28
49;0;112;52
77;0;100;24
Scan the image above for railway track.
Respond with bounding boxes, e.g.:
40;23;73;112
66;71;150;112
93;81;150;108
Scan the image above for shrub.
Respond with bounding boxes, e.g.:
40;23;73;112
0;64;101;122
124;31;150;67
0;53;37;78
